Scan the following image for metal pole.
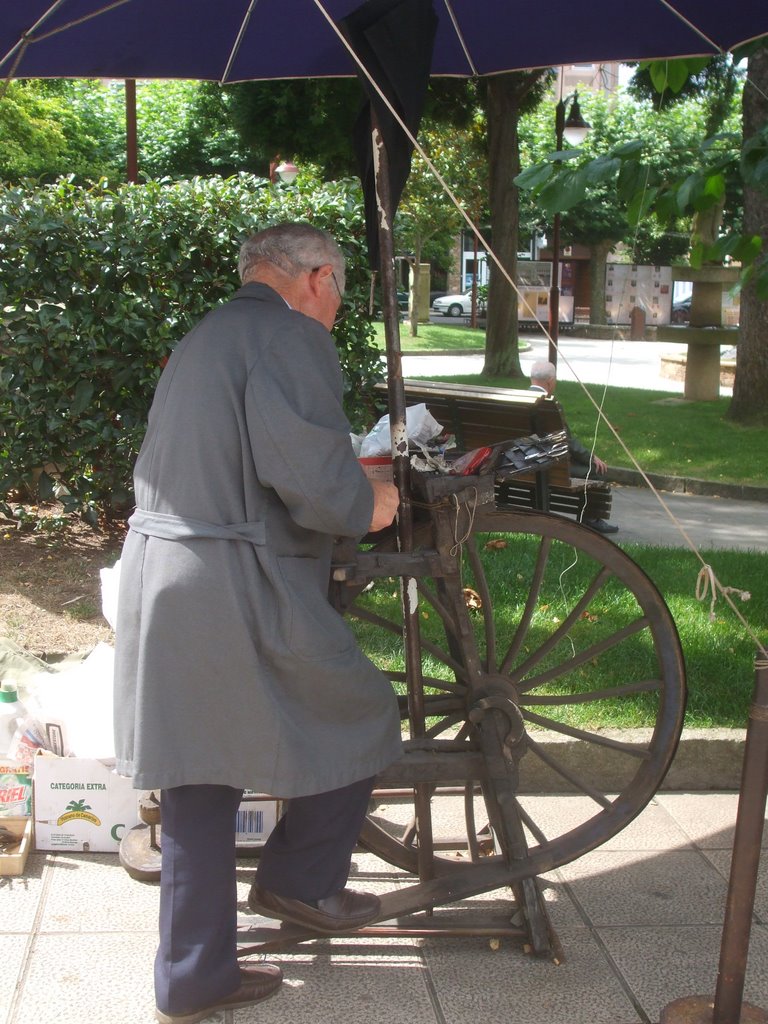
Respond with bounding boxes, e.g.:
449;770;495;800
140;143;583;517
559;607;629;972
370;116;433;883
660;658;768;1024
125;79;138;183
712;659;768;1024
547;99;565;367
470;232;479;329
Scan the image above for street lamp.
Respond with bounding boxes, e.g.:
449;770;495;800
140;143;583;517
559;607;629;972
548;92;590;366
268;158;299;184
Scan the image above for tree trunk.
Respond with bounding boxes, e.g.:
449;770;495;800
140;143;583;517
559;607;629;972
588;240;613;325
482;74;525;379
729;43;768;424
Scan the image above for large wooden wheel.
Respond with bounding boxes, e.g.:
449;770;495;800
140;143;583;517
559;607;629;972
339;507;686;884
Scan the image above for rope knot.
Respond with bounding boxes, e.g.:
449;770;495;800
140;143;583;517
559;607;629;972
696;564;751;622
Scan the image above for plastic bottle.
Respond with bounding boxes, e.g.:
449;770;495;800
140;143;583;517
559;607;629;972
0;680;22;758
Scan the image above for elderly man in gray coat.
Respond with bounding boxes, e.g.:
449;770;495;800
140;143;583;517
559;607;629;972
113;223;402;1024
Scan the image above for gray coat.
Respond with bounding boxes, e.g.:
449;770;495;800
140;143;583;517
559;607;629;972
113;283;403;797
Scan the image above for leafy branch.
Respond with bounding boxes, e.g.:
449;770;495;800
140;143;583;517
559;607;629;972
515;122;768;298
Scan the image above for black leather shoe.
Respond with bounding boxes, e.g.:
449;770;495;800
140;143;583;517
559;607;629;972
155;964;283;1024
248;883;381;933
584;518;619;534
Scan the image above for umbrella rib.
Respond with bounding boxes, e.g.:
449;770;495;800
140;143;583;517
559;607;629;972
29;0;134;46
221;0;260;85
659;1;724;53
0;0;69;75
439;0;479;76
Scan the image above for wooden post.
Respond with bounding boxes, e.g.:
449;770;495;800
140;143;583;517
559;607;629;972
125;79;138;183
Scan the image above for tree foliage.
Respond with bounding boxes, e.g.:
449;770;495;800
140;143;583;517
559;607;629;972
0;80;125;183
515;83;758;286
0;172;380;523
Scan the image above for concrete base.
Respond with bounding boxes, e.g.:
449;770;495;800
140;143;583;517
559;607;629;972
684;344;723;400
661;995;768;1023
660;353;736;388
517;728;746;794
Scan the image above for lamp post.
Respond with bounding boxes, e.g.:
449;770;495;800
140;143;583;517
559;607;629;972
268;158;299;184
548;91;590;366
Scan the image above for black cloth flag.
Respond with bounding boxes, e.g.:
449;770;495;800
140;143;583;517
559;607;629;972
340;0;438;269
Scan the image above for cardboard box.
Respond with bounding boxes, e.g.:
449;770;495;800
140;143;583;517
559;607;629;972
235;792;280;851
0;759;33;818
0;817;33;876
33;753;140;853
359;456;393;483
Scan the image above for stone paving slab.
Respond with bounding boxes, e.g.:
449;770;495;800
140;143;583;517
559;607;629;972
3;791;767;1024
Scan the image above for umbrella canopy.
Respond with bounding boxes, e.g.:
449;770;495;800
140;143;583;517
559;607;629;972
2;0;767;82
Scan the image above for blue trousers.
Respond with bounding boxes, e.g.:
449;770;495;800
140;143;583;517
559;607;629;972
155;777;374;1015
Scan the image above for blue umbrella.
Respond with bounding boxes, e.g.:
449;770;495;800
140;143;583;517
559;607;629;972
2;0;766;81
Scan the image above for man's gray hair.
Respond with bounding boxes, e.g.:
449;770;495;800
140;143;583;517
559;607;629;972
239;222;345;293
530;359;557;383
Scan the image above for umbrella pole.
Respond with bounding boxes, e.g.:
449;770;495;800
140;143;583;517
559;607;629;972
660;658;768;1024
371;116;434;883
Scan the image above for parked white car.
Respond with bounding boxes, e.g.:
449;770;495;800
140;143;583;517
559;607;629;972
431;290;486;317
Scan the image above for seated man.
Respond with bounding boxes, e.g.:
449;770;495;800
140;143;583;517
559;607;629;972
529;359;619;534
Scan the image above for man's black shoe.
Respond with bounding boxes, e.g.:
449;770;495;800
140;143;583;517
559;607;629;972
248;883;380;933
155;964;283;1024
584;518;619;534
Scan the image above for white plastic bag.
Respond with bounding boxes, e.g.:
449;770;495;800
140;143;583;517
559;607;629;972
14;643;117;760
99;559;121;632
360;403;443;457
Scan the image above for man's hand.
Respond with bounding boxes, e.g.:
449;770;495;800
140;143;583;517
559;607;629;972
592;455;608;475
368;480;399;532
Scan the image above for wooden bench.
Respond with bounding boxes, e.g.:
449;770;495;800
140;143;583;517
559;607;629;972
376;379;612;524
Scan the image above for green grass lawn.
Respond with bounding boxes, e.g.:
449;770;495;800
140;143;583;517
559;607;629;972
371;320;486;352
350;535;767;730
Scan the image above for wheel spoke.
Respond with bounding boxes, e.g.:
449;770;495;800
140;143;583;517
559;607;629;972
509;565;614;680
513;797;548;846
522;678;661;705
390;671;466;695
349;605;470;683
425;713;465;737
518;617;650;692
524;736;613;808
418;579;460;640
499;535;552;674
466;535;497;671
522;710;651;757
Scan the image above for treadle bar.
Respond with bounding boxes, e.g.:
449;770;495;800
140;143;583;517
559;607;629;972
236;868;560;959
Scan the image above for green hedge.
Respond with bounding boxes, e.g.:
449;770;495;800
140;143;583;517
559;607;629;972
0;173;383;523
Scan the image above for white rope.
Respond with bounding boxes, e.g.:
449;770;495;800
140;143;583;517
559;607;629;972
450;489;478;556
696;564;752;623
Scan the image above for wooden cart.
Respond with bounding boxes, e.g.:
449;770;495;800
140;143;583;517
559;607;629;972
121;130;686;959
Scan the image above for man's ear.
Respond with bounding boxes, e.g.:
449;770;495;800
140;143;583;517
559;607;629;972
308;264;332;297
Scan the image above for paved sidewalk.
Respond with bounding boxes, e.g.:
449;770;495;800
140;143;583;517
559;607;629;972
3;792;767;1024
610;485;768;553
